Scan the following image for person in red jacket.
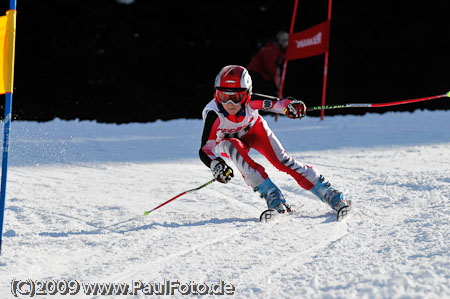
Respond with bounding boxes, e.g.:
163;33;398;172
199;65;351;217
247;31;289;97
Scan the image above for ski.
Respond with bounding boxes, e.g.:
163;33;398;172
259;202;353;222
336;200;353;221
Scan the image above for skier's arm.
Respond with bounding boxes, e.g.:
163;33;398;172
199;110;219;168
199;111;234;184
249;98;293;114
249;98;306;119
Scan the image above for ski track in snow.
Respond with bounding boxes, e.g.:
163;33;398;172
1;110;449;298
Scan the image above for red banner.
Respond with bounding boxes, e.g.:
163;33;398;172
286;20;330;61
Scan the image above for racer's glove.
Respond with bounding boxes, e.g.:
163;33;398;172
210;158;234;184
284;97;306;119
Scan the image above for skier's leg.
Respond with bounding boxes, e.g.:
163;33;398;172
216;138;288;212
310;175;350;211
247;118;348;211
245;118;320;189
216;137;267;187
253;177;292;213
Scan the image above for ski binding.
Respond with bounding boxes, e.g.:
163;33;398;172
336;200;353;221
259;206;295;223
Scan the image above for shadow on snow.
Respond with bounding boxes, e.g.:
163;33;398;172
38;217;258;238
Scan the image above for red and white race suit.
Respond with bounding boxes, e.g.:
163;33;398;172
199;98;320;189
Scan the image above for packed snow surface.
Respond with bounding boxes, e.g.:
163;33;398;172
1;110;449;298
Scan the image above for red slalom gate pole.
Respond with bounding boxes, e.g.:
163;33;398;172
320;0;333;121
276;0;299;121
278;0;299;100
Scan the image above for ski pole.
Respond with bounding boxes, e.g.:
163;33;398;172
253;91;450;111
143;178;216;215
306;91;450;111
253;93;279;100
143;169;232;216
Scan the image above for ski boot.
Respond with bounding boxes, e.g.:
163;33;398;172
310;175;350;212
254;178;293;213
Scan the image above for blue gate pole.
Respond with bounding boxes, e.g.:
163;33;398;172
0;93;13;254
0;0;17;255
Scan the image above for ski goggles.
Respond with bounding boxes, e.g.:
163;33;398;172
216;88;248;105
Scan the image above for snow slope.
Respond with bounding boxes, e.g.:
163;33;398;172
1;110;449;298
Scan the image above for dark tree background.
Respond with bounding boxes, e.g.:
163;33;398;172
2;0;449;123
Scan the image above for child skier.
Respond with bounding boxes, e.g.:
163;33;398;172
199;65;351;217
